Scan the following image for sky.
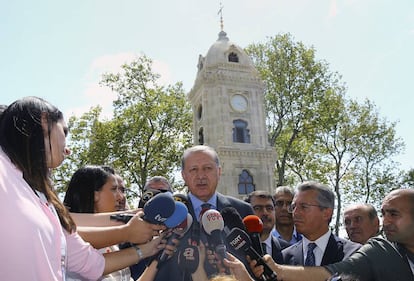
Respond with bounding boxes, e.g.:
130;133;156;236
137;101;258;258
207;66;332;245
1;0;413;171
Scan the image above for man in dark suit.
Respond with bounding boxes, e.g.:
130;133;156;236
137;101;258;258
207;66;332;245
245;191;290;263
282;181;361;266
153;145;254;281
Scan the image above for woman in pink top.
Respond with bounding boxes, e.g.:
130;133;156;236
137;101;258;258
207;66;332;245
0;97;164;281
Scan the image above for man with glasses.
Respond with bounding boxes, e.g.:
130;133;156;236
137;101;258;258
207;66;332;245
271;186;302;245
245;191;290;263
282;181;360;266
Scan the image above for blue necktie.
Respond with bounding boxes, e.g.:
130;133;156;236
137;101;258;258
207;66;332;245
198;203;211;221
305;243;317;266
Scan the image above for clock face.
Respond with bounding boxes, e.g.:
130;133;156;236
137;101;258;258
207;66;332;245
230;94;248;112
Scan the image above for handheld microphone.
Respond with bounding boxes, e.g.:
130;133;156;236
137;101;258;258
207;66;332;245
243;215;265;256
201;209;227;261
226;227;277;281
158;213;193;263
164;201;189;228
138;188;162;208
173;193;189;206
143;192;175;224
221;206;247;234
178;245;199;274
110;213;134;223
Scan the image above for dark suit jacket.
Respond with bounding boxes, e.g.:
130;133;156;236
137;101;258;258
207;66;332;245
282;233;361;266
153;192;254;281
270;236;290;264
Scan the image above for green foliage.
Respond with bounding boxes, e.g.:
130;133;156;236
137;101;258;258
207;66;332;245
246;33;405;234
53;55;193;200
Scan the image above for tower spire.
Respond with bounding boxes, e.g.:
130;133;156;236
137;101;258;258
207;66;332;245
218;2;224;31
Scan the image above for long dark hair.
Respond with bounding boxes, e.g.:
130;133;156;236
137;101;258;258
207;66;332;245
64;165;114;213
0;96;75;232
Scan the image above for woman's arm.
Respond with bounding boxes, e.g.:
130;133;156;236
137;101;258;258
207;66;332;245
77;211;165;248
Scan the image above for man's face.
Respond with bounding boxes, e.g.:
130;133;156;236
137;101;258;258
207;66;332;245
382;191;414;246
344;206;379;244
181;151;220;202
273;192;293;226
291;189;332;241
250;196;275;234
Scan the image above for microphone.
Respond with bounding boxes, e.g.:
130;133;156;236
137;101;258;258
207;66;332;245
143;192;176;224
172;193;189;206
201;209;227;261
138;188;163;208
221;206;247;234
110;213;134;223
178;245;199;274
243;215;264;256
226;227;277;281
158;212;193;263
164;201;189;228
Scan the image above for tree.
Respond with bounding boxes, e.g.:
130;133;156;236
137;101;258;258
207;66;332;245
245;33;344;186
54;55;193;199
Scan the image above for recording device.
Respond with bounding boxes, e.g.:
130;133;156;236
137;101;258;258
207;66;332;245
110;213;134;223
164;201;189;228
178;245;199;274
172;193;189;206
158;213;193;263
221;206;247;234
243;215;265;256
226;227;278;281
143;192;176;224
201;209;227;261
138;188;163;208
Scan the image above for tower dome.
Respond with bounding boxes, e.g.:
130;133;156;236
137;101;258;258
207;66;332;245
202;30;254;68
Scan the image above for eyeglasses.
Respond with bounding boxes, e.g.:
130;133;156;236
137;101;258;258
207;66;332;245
274;200;292;209
252;205;275;212
288;202;325;213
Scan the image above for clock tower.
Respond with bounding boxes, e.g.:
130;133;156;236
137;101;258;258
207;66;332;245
188;29;277;198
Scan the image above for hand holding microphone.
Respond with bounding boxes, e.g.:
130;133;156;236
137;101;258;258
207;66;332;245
158;203;192;264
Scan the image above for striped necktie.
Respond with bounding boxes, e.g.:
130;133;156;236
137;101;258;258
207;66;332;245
305;243;317;266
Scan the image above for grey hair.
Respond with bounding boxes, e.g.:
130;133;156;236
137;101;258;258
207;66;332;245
296;181;335;209
181;145;220;170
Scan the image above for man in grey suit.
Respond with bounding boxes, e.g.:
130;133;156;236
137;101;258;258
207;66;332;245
153;145;254;281
282;181;360;266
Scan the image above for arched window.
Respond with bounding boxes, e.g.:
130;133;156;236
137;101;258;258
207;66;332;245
238;170;255;194
228;52;239;63
233;119;250;143
198;127;204;145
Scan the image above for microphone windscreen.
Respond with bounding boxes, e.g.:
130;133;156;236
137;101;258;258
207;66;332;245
201;209;224;235
173;213;193;236
243;215;264;233
178;245;199;274
164;201;189;228
173;193;189;206
138;188;162;208
221;206;246;231
226;227;252;253
143;192;175;224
